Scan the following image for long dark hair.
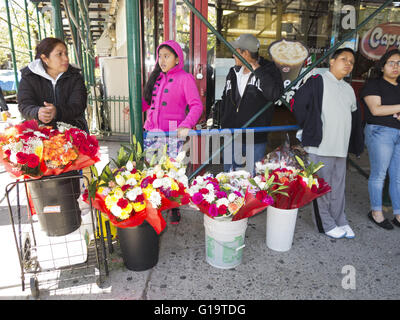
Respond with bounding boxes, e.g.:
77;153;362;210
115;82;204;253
35;37;67;70
143;44;178;105
368;49;400;81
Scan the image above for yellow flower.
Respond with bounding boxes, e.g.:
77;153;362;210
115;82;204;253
105;195;118;209
133;201;146;212
171;181;179;191
33;143;43;159
113;188;124;199
143;186;154;199
120;203;133;219
133;173;141;181
165;158;177;171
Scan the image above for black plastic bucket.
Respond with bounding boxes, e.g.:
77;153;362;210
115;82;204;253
117;221;159;271
28;171;82;237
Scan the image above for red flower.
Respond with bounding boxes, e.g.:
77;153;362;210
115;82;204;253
4;149;11;157
27;154;39;168
136;194;145;202
40;127;52;137
66;128;87;147
16;152;29;164
20;132;35;140
87;135;99;148
170;190;180;198
218;205;227;215
256;190;268;202
199;188;209;194
82;189;89;201
117;198;129;209
121;184;132;192
79;142;92;156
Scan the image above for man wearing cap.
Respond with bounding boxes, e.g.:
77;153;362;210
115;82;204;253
220;34;283;172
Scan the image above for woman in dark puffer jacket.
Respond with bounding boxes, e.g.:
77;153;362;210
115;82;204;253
18;37;88;132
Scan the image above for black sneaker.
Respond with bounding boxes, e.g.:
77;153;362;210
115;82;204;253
170;209;181;225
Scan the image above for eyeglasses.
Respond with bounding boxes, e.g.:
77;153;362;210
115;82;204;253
386;60;400;67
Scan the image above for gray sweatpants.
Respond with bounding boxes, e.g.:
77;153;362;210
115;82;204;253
308;154;348;233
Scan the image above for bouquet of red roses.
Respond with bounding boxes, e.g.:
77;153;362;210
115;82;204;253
0;120;100;179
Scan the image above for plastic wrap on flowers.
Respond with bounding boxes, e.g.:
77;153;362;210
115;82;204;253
189;173;249;220
83;190;166;234
232;190;271;221
160;191;190;212
272;176;331;209
0;120;100;179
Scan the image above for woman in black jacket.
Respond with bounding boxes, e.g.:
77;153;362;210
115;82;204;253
18;37;88;132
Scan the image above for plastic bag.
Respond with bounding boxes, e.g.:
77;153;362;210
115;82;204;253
256;133;308;174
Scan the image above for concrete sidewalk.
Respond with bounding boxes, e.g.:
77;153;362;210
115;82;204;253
0;138;399;300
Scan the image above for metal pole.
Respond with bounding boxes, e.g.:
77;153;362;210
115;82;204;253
35;3;42;41
51;0;64;40
4;0;19;90
41;6;48;38
65;0;80;67
73;0;83;68
80;16;89;85
126;0;143;145
23;0;33;61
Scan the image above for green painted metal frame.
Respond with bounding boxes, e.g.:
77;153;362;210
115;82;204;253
1;0;53;92
23;0;33;61
4;0;19;90
125;0;144;145
50;0;64;40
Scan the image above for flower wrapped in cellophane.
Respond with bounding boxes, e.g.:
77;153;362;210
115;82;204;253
188;173;245;221
189;169;282;222
84;137;190;234
0;120;100;179
257;156;331;210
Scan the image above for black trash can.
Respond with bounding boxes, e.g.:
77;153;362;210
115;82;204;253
117;221;159;271
28;171;82;237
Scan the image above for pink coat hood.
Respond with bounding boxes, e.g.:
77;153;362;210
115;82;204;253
143;40;203;132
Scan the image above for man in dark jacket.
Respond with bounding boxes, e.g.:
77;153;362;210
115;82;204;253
220;34;283;172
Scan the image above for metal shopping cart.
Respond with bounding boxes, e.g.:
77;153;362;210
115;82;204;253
5;173;110;299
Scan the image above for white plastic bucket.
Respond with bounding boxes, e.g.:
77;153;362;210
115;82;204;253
266;206;298;252
203;215;248;269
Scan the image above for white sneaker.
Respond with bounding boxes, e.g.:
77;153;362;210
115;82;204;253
325;226;346;239
339;225;355;239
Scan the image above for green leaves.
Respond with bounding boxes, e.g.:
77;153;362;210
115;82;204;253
86;135;146;200
250;174;289;198
116;135;146;170
295;155;324;176
295;155;324;188
87;162;114;200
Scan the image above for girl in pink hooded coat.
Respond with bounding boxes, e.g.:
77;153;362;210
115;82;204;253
143;40;203;135
143;40;203;223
